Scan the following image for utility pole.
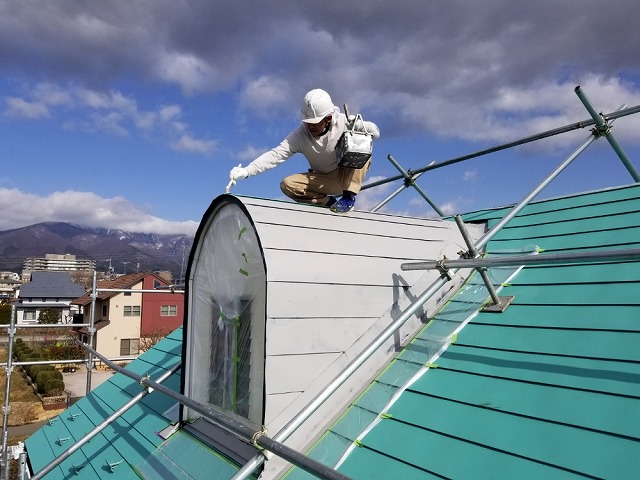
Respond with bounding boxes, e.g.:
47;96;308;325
106;258;114;280
122;262;130;275
179;244;187;285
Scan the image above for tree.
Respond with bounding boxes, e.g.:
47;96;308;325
38;308;61;325
0;304;12;325
138;326;171;352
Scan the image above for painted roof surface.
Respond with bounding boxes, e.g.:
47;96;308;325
293;183;640;479
19;271;86;298
73;272;160;305
25;328;185;479
24;184;640;479
26;328;244;479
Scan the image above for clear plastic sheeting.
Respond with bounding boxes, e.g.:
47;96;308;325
185;201;266;430
284;246;537;479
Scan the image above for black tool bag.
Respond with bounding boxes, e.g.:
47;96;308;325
336;113;373;169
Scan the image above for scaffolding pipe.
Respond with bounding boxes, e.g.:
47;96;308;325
371;171;426;212
96;288;184;294
476;133;598;252
401;247;640;272
2;323;92;329
387;155;444;216
1;306;15;480
574;86;640;182
232;270;456;479
3;357;137;368
30;361;181;480
233;127;609;480
361;102;640;192
86;271;97;395
453;215;502;306
604;105;640;121
78;342;351;480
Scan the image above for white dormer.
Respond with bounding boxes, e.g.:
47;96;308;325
181;194;483;476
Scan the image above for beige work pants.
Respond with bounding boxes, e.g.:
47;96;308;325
280;160;371;205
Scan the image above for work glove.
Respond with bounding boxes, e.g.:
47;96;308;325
226;165;249;193
229;166;249;181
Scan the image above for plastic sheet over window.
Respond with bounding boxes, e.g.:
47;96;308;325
185;202;266;429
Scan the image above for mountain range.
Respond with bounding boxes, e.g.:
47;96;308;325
0;222;194;281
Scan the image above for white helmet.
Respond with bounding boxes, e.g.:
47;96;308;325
300;89;335;123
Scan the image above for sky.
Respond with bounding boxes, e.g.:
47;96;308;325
2;1;640;236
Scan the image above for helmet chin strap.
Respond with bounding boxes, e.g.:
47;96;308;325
319;117;331;136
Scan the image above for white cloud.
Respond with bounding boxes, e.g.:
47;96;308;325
236;145;267;163
463;170;477;182
171;133;216;153
0;188;197;235
154;51;216;95
3;97;50;119
239;76;293;117
356;176;395;212
159;104;182;123
3;83;211;152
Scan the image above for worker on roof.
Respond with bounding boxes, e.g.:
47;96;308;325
228;88;380;213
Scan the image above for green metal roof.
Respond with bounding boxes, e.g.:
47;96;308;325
291;183;640;479
24;183;640;479
24;328;242;479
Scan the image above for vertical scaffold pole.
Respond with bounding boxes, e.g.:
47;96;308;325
86;271;97;395
453;215;511;311
1;306;16;480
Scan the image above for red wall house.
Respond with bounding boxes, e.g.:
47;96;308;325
140;274;184;337
74;272;184;356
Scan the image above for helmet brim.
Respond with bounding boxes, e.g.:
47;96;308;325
301;108;334;124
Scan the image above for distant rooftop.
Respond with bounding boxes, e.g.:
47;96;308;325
19;271;86;299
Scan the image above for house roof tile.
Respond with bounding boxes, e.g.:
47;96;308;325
73;272;164;305
19;271;86;299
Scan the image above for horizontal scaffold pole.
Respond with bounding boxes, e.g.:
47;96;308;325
401;248;640;272
77;341;351;480
361;103;640;191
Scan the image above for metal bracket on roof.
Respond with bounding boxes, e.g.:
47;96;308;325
481;295;515;313
454;215;514;313
106;459;123;472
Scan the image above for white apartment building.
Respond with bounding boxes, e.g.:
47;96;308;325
22;253;96;281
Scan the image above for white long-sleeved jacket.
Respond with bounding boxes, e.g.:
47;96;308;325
245;107;380;177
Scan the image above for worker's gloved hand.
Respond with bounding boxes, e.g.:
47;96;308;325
229;166;249;182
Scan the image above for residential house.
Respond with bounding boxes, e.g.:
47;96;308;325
15;271;86;324
0;271;21;299
73;272;183;361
